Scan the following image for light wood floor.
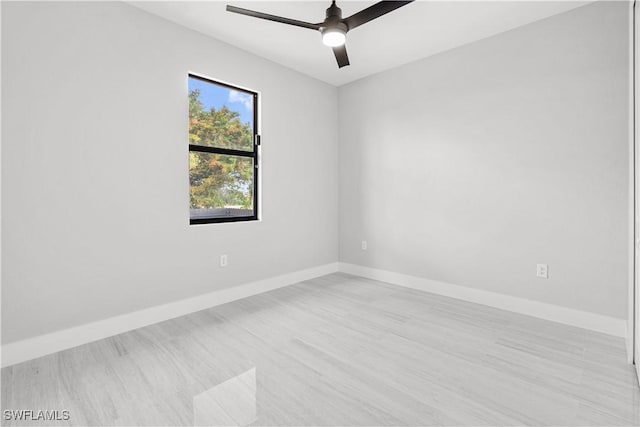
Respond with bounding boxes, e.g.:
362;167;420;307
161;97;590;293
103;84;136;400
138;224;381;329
2;273;639;426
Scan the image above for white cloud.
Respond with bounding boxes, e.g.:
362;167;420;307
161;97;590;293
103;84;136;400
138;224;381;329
228;90;253;112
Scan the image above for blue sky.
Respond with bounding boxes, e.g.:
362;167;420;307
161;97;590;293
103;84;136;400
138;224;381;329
188;76;253;127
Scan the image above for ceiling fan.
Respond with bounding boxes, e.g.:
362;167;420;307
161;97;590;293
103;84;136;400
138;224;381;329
226;1;414;68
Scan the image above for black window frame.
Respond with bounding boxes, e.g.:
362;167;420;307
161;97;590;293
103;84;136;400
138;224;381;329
188;74;260;225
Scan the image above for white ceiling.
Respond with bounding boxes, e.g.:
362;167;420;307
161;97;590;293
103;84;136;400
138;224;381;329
129;1;590;86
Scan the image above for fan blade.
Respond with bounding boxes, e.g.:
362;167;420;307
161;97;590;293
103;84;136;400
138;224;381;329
333;45;350;68
344;1;414;31
226;5;321;31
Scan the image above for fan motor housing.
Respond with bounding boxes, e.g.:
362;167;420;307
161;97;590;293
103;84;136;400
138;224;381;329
321;21;347;35
325;2;342;19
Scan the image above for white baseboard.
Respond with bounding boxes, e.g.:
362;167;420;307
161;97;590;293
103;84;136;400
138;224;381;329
339;263;627;338
1;263;339;367
3;262;626;367
626;318;634;364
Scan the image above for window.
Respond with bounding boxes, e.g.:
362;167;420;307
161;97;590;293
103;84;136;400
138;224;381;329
188;74;259;224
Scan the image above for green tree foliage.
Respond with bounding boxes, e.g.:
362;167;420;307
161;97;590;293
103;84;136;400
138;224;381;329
189;89;254;210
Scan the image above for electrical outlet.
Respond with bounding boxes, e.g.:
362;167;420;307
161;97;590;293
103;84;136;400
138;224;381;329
361;240;368;250
536;264;548;279
220;254;228;267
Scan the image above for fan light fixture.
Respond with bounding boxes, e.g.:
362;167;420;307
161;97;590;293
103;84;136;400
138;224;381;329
226;1;414;68
322;27;346;47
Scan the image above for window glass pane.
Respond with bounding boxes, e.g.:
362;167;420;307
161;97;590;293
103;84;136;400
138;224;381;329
190;151;254;219
188;76;254;151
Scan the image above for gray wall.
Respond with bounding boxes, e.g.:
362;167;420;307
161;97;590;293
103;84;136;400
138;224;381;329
1;1;338;344
338;1;630;319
